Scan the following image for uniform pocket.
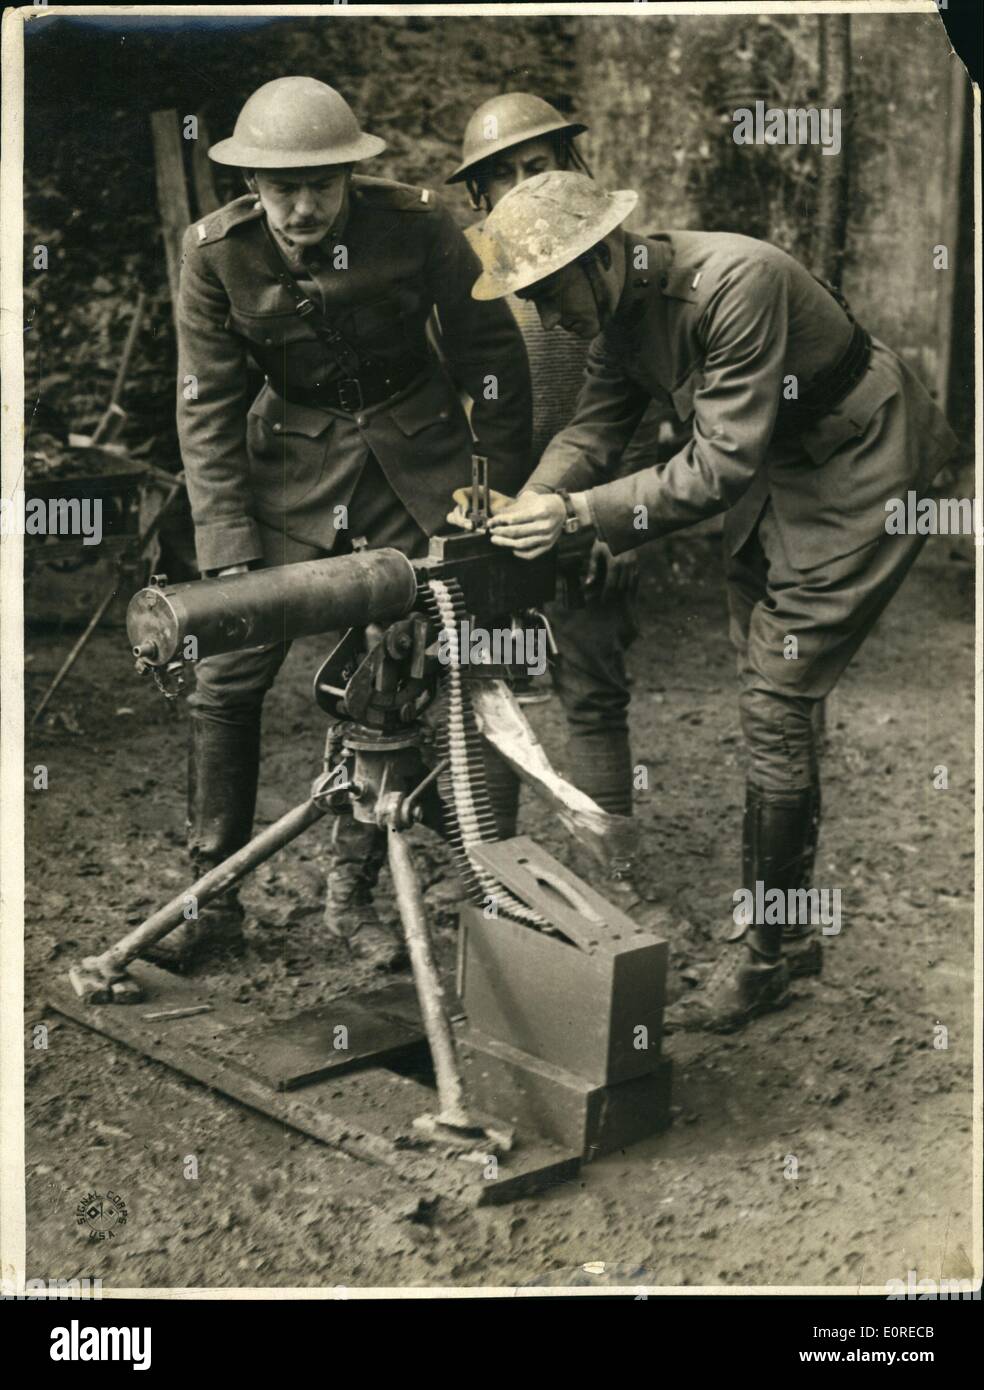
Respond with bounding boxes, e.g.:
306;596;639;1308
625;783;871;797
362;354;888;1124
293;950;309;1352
348;293;418;357
388;369;459;438
798;370;897;466
228;308;329;385
246;383;334;510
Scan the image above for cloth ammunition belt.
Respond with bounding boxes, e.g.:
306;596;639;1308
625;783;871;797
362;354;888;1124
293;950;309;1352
268;354;429;415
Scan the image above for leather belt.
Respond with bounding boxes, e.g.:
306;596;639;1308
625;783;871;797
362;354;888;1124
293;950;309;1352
269;355;430;415
777;319;873;430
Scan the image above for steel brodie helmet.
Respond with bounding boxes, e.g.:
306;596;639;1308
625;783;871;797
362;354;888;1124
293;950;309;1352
209;77;387;169
470;171;638;301
447;92;587;185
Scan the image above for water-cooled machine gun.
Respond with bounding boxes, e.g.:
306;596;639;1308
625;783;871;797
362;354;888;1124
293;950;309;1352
66;461;671;1160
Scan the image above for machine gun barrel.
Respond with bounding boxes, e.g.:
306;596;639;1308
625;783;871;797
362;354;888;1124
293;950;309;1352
127;549;418;667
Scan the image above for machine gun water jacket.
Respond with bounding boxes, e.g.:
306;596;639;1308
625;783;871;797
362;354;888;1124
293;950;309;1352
176;176;533;574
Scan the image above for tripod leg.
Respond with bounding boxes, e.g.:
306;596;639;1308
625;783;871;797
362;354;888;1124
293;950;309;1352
386;827;472;1129
68;796;326;1004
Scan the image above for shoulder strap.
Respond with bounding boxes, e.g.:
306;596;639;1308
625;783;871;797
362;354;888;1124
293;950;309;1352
258;219;362;377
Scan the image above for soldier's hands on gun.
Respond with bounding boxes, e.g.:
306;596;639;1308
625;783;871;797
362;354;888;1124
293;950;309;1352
446;484;516;529
448;487;570;554
447;485;635;600
483;490;570;556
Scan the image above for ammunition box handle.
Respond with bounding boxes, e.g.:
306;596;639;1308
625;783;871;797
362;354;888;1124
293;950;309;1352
528;866;605;926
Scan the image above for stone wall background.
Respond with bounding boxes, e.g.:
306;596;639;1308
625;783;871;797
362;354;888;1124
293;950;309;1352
576;9;971;413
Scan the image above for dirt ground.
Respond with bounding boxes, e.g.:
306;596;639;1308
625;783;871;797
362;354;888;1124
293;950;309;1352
22;531;976;1292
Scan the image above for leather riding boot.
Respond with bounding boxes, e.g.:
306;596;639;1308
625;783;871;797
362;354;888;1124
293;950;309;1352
605;847;672;940
665;781;827;1033
662;940;791;1034
143;714;260;970
744;781;823;979
323;812;406;970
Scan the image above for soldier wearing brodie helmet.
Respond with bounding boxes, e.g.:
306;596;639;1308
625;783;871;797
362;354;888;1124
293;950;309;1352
446;92;591;212
164;77;532;972
470;170;957;1033
443;95;649;914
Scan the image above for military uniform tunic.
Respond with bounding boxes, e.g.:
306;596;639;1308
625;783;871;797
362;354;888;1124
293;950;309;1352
526;230;958;790
176;175;532;716
501;292;638;811
177;176;533;575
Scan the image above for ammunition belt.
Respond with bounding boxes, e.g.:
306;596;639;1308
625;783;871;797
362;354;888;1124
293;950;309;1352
424;577;544;927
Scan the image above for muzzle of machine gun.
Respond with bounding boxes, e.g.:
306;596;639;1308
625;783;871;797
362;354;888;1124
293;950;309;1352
127;452;558;717
127;548;420;670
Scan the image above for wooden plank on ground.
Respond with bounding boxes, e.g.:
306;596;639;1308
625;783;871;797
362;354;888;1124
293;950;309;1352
221;1000;428;1091
47;963;579;1207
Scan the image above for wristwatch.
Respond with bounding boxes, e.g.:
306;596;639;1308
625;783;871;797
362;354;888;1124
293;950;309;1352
555;488;581;534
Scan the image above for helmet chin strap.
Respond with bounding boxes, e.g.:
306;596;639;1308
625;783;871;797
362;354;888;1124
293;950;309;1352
322;168;353;238
465;176;487;213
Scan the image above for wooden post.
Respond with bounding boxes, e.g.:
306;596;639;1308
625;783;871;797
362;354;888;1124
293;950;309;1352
814;15;852;290
150;109;191;308
190;113;221;219
935;64;968;413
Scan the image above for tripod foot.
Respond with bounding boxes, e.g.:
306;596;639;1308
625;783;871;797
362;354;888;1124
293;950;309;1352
68;957;145;1006
412;1112;514;1158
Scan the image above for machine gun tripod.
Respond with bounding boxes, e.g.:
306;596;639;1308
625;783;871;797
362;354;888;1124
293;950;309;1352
64;467;671;1164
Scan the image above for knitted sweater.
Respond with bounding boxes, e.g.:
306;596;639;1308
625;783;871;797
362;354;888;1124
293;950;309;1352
506;294;591;466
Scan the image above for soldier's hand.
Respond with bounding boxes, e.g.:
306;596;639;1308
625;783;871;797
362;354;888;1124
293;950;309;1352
584;541;639;601
446;486;517;530
487;492;567;559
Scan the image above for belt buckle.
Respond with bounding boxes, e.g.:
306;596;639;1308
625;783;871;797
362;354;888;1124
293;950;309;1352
336;377;364;414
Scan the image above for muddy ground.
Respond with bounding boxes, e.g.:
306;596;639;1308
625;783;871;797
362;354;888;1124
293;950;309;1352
22;532;976;1292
